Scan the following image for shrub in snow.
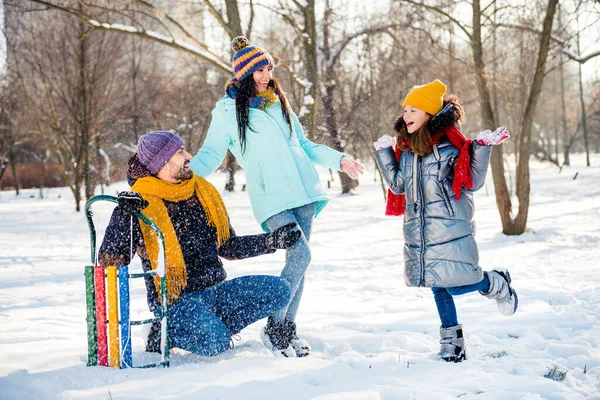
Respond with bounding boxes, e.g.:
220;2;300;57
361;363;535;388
544;364;568;382
486;350;508;359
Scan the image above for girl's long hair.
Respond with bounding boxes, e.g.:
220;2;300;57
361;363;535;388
393;94;465;156
235;76;293;153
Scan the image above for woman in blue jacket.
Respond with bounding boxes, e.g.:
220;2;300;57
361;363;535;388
190;37;364;357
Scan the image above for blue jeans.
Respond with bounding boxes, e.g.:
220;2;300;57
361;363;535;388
264;202;317;323
432;274;490;328
168;275;291;356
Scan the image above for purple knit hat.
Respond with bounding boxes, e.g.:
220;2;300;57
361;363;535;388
137;131;184;175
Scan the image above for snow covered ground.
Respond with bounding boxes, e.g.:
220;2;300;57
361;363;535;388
0;155;599;399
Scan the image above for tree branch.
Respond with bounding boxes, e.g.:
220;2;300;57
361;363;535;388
254;3;303;35
396;0;472;40
26;0;232;74
493;22;565;46
203;0;236;38
326;24;407;70
562;44;600;64
246;0;255;39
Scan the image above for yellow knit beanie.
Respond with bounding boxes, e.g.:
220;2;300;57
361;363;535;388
402;79;447;115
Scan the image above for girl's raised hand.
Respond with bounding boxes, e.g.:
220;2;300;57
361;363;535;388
373;135;395;151
340;157;365;180
475;127;510;146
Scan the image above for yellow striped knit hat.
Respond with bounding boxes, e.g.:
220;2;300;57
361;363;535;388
402;79;447;115
231;36;274;82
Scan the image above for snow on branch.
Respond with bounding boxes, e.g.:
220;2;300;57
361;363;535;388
26;0;232;74
562;44;600;64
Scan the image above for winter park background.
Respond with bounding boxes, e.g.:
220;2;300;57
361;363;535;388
1;155;599;400
2;0;600;398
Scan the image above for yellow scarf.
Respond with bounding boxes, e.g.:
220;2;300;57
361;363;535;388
131;175;230;304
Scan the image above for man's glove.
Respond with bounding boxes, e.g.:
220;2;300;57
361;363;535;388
265;223;301;250
117;191;149;216
475;127;510;146
373;135;395;151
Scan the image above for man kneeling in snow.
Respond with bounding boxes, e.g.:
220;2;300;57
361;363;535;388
98;131;298;356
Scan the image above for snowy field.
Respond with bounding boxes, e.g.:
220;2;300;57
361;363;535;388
0;155;599;400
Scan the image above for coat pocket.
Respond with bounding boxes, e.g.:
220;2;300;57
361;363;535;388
440;181;455;218
255;160;268;192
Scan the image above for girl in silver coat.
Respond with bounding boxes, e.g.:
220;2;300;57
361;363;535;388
374;80;518;363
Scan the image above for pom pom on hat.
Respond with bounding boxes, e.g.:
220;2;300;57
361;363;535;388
232;36;250;52
402;79;447;115
230;36;274;82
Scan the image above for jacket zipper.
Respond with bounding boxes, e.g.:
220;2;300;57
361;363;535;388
412;154;418;207
416;155;426;287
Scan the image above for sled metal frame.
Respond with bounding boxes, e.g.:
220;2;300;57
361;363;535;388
84;194;170;368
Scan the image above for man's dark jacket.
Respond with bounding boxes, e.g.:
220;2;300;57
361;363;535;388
99;186;273;312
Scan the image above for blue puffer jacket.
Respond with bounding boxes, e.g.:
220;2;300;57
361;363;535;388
376;140;492;288
190;96;344;231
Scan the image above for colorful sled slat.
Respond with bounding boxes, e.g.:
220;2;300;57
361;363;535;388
106;266;120;368
94;265;108;366
118;265;132;368
85;265;98;366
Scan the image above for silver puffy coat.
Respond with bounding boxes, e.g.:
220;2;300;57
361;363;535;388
376;141;492;288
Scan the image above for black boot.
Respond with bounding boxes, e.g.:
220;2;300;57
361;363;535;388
439;324;467;363
145;321;162;354
261;317;295;357
285;318;310;357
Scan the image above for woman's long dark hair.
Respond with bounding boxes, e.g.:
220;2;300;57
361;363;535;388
393;94;465;156
235;76;293;153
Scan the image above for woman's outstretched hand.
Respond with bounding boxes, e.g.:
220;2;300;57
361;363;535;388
475;127;510;146
340;157;365;180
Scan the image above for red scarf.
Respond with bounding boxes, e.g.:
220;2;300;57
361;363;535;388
385;125;473;216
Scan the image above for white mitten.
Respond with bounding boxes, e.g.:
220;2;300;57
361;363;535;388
476;127;510;146
373;135;395;150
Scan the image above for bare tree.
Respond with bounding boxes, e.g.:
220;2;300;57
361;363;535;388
320;1;405;193
398;0;560;235
13;8;123;210
23;0;232;74
19;0;259;192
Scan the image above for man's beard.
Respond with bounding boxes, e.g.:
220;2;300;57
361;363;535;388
173;166;193;181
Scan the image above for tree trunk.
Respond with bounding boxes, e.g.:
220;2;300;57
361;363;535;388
577;34;590;167
299;0;319;140
471;0;514;233
223;0;244;191
553;101;559;162
224;0;243;36
323;86;353;193
78;14;93;201
559;54;570;166
321;2;352;194
513;0;559;234
74;171;82;212
9;149;20;195
131;36;141;140
224;152;236;191
39;160;46;199
0;157;7;183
